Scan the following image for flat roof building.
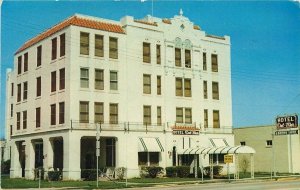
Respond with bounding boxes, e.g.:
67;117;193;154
6;11;236;180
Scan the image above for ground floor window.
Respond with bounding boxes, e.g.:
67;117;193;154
179;154;194;166
35;143;43;168
106;138;116;167
138;152;159;166
209;154;225;164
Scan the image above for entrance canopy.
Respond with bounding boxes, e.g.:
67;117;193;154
138;137;164;152
177;145;255;155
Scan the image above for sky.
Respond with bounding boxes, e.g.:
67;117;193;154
1;0;300;138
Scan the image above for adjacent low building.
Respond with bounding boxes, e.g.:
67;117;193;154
234;125;300;174
6;10;240;180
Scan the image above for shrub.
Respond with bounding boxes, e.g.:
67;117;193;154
176;166;190;178
1;160;10;174
115;167;126;180
203;165;223;177
145;166;163;178
166;167;177;177
34;167;45;180
81;169;99;181
48;170;62;181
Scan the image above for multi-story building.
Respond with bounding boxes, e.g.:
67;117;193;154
5;11;236;180
234;125;300;174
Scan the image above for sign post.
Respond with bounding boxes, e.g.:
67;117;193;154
224;154;233;182
96;124;100;188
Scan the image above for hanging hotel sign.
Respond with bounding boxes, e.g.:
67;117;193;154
172;126;200;135
276;115;298;130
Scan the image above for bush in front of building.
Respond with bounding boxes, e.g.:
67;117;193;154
48;170;62;181
166;166;178;177
203;166;223;177
176;166;190;178
140;166;164;178
1;159;10;174
81;169;99;181
115;167;126;180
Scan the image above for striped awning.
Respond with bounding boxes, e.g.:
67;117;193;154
138;137;164;152
178;146;255;155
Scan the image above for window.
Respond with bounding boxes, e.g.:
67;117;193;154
17;56;22;74
143;42;151;63
60;33;65;57
59;102;65;124
109;103;118;124
51;37;57;60
240;141;246;146
80;32;89;55
11;83;14;96
143;74;151;94
143;105;151;125
175;48;181;67
17;112;21;130
95;69;104;90
138;152;159;166
211;54;218;72
157;76;161;95
80;101;89;123
109;37;118;59
36;77;41;97
51;71;56;92
185;108;192;124
180;154;194;166
80;68;89;88
95;34;104;57
105;138;116;167
110;71;118;90
204;109;208;128
10;125;12;136
156;45;161;64
94;102;104;123
184;79;191;97
23;82;28;100
203;81;207;99
266;140;272;147
24;53;28;72
213;110;220;128
59;68;65;90
209;154;225;164
10;104;13;117
157;106;162;126
203;52;207;71
175;78;183;96
185;49;191;68
176;108;183;123
37;45;42;67
51;104;56;125
23;111;27;129
36;107;41;128
212;82;219;100
17;84;21;102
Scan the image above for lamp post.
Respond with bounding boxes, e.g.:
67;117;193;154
96;124;100;188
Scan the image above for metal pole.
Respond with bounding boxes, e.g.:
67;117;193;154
0;144;2;189
96;123;100;188
125;123;128;187
227;163;230;182
39;168;41;189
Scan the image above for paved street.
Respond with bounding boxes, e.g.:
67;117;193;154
124;180;300;190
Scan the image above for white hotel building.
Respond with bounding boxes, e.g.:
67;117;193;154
5;11;241;180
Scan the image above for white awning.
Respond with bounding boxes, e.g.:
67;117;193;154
209;138;229;147
138;137;164;152
178;145;255;155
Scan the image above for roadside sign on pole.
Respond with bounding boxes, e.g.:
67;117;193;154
224;154;233;164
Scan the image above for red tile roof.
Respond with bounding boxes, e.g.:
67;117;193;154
134;19;158;26
15;15;125;55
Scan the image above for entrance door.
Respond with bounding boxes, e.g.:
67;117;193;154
105;138;116;167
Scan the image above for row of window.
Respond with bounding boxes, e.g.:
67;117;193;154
80;32;118;59
80;68;118;90
79;101;118;124
142;42;218;71
17;33;65;75
240;140;272;147
14;68;65;102
143;74;161;95
16;102;65;130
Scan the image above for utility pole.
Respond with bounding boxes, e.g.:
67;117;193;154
96;124;100;188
